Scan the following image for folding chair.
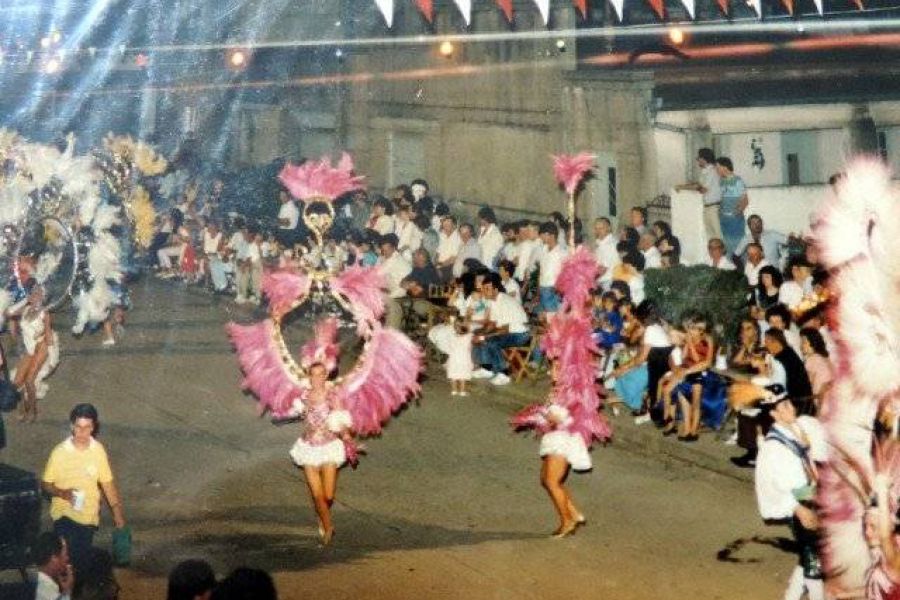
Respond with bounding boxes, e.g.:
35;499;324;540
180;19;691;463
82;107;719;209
503;334;541;382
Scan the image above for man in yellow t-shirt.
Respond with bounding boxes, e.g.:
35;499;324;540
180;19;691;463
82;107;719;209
41;403;126;573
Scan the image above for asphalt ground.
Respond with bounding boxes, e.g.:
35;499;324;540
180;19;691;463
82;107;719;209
0;278;793;599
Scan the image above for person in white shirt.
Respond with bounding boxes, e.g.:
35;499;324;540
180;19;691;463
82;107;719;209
436;216;462;282
235;228;263;304
476;206;504;268
538;222;566;316
735;214;789;270
471;273;531;386
675;148;722;243
743;242;771;287
452;224;482;279
367;197;395;236
393;206;422;261
157;226;190;277
200;222;227;293
514;221;539;282
703;238;737;271
34;532;74;600
754;388;827;600
638;232;662;270
276;189;300;247
499;223;519;263
497;260;522;304
628;207;649;236
779;257;814;311
410;178;429;203
379;233;412;329
593;217;620;286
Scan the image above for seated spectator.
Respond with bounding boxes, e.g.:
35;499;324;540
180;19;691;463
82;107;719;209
651;220;672;242
779;256;814;311
660;250;680;269
168;559;216;600
657;234;681;263
378;234;412;329
799;327;833;411
394;205;422;261
754;264;783;311
514;221;540;283
34;532;74;600
742;242;770;287
350;231;379;267
765;303;802;356
659;324;687;435
157;227;190;278
619;226;640;250
612;250;645;305
672;314;718;441
417;214;439;260
367;196;395;236
431;201;449;233
401;249;442;320
764;327;813;412
638;232;662;269
735;214;788;269
499;223;519;263
471;273;531;386
200;222;227;293
796;304;836;359
211;567;277;600
703;238;736;270
497;260;521;304
610;300;671;418
537;222;566;316
592;291;623;352
729;317;762;372
72;547;119;600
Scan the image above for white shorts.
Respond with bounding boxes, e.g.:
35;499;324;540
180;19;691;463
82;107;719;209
289;439;346;468
539;431;592;472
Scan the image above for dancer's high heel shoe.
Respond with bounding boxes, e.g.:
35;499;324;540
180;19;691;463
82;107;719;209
320;526;334;546
551;521;578;538
574;513;586;526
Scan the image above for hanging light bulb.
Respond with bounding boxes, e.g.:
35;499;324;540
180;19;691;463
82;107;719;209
668;27;685;45
439;40;454;58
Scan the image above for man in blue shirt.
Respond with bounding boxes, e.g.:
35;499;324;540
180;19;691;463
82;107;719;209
735;214;789;269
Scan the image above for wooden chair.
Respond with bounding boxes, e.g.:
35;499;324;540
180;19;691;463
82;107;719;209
502;333;541;382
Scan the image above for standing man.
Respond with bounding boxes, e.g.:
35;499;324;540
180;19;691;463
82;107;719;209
452;224;482;279
538;222;566;316
41;404;126;574
276;189;300;249
476;206;504;269
593;217;620;288
676;148;722;244
716;157;749;257
34;532;75;600
755;387;826;600
378;234;412;330
435;216;462;283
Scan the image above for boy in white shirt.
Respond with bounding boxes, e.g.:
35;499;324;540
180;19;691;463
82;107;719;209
235;228;263;304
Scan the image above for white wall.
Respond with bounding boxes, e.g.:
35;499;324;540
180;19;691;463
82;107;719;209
653;128;688;193
715;132;784;187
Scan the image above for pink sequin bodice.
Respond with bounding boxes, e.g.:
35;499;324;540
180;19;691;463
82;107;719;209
301;396;339;446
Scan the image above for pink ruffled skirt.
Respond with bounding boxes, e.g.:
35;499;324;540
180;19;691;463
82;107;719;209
289;439;346;468
539;431;592;472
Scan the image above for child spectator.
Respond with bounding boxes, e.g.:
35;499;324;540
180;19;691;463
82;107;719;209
445;318;474;397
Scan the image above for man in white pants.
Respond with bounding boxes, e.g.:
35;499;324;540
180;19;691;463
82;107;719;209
676;147;722;244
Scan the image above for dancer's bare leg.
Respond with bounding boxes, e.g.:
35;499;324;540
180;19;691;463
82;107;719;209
541;455;576;536
320;464;339;544
303;466;333;544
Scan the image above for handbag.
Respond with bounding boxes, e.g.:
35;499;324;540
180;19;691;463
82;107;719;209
111;526;132;566
0;341;20;413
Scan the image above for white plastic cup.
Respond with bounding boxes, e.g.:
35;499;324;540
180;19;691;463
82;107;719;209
72;489;85;512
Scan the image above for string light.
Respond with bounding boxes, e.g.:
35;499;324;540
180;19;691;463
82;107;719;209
43;58;61;75
439;40;454;58
226;48;249;70
668;27;685;45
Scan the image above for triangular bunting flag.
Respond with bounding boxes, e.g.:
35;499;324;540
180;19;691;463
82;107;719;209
496;0;514;21
646;0;665;19
680;0;696;18
533;0;550;25
374;0;394;27
609;0;625;21
414;0;434;23
781;0;793;14
748;0;762;17
453;0;472;25
573;0;589;18
716;0;729;14
812;0;823;14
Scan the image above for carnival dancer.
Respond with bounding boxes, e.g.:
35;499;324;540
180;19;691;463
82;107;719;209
754;385;827;600
288;363;353;545
12;286;58;422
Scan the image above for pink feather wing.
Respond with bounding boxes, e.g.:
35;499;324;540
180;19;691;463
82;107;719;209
552;152;596;195
331;265;387;334
338;325;423;437
278;152;365;202
262;270;310;316
226;320;303;417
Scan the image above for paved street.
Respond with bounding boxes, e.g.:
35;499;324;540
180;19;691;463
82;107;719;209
2;280;793;599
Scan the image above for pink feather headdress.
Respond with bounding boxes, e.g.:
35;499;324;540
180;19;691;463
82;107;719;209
278;152;365;202
552;152;596;195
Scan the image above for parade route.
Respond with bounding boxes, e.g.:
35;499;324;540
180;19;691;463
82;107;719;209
3;279;790;599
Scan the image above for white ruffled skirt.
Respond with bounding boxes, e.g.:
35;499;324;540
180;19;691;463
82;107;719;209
289;439;346;468
539;431;592;472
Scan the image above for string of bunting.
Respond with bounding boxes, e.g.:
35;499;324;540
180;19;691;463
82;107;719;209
380;0;863;26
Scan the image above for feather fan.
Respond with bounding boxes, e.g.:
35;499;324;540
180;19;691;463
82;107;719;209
552;152;596;195
278;153;364;202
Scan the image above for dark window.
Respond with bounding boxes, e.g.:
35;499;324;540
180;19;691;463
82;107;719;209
878;131;888;161
786;153;800;186
608;167;617;217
